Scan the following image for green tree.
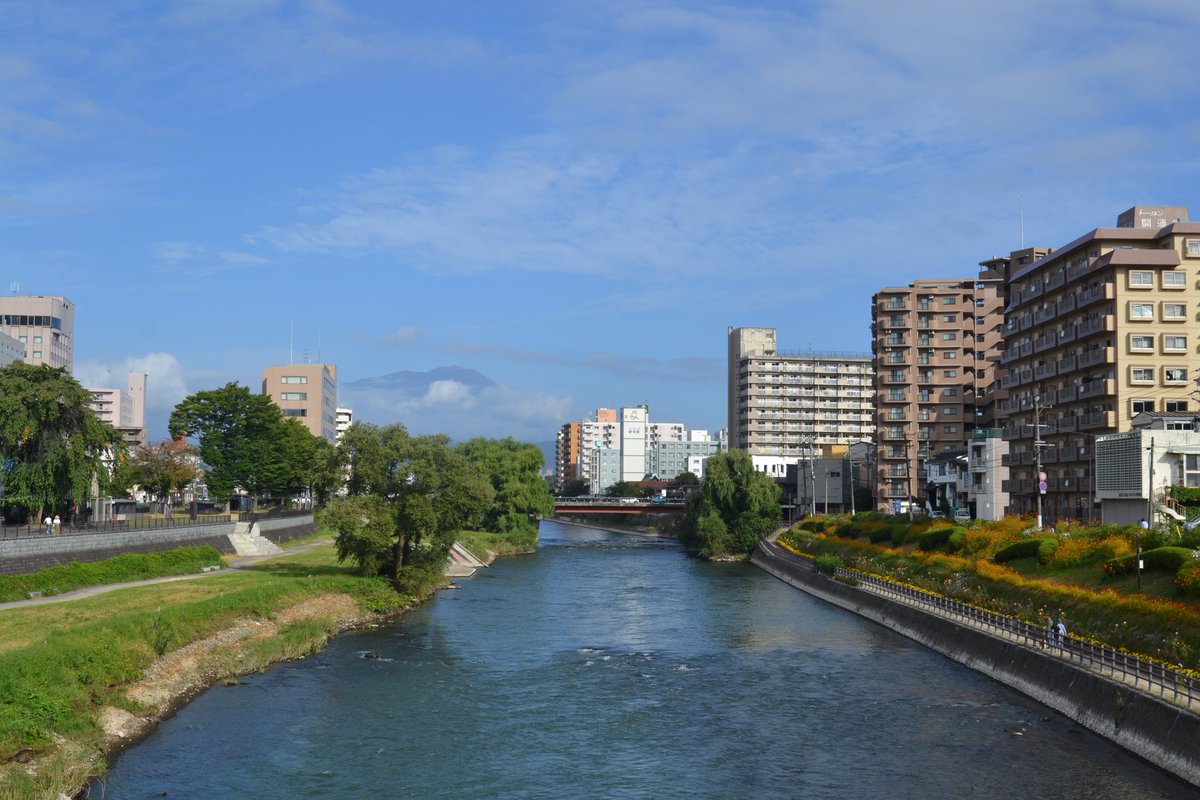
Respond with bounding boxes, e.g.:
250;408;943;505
681;450;781;558
456;437;554;541
560;478;589;497
169;383;290;501
674;471;701;486
129;442;198;506
604;481;642;498
321;423;493;588
0;363;125;522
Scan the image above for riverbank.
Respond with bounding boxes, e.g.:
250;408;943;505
0;535;514;800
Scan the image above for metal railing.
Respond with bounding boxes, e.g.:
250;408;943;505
0;514;235;541
237;508;314;523
762;540;1200;710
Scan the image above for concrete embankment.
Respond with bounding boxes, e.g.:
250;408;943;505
751;541;1200;789
550;517;676;538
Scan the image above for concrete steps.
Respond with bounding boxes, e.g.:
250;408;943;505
227;522;283;556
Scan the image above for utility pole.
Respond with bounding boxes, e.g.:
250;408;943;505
1033;397;1050;530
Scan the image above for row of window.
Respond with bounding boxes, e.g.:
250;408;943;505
0;315;64;329
280;392;307;401
1128;270;1188;289
1130;366;1189;384
1129;334;1188;352
1130;400;1189;414
1129;301;1189;321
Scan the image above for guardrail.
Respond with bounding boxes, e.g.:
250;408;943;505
762;539;1200;710
0;514;235;541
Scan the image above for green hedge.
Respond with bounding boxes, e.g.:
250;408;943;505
994;537;1058;564
1104;546;1197;576
948;528;967;553
918;528;952;551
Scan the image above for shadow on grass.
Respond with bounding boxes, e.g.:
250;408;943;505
242;560;361;579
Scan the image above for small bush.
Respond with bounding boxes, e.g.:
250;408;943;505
813;554;842;576
868;526;893;544
948;528;967;552
918;528;952;551
1105;546;1197;576
993;537;1057;564
1176;560;1200;596
834;523;857;539
889;523;910;546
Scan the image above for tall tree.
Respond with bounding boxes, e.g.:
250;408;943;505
681;450;781;558
320;423;493;587
0;363;124;522
129;442;199;506
456;437;554;540
169;383;288;500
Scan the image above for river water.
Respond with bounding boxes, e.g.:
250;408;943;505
87;520;1198;799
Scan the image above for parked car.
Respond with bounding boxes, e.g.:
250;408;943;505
929;510;945;519
954;508;972;522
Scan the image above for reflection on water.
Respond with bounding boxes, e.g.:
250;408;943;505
88;520;1198;799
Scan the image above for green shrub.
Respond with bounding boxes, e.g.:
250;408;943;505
889;523;910;546
947;528;967;553
868;526;893;544
1105;546;1197;576
834;523;857;539
993;537;1057;564
1176;560;1200;596
813;554;842;576
918;528;952;551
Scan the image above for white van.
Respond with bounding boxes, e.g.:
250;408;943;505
953;508;971;522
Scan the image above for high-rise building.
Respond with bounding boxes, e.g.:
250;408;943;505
261;363;338;442
554;422;581;491
999;205;1199;521
87;371;149;447
727;327;874;460
335;407;354;442
0;295;74;370
870;273;1006;510
0;331;22;367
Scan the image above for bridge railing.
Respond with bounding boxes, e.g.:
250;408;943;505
760;538;1200;710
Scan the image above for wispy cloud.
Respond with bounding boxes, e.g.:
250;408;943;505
152;241;272;276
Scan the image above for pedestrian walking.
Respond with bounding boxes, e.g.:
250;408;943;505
44;515;53;536
1055;617;1067;650
1045;617;1055;648
53;514;62;534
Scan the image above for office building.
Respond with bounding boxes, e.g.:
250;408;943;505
999;205;1199;520
87;372;149;447
0;295;74;370
335;407;354;442
261;363;338;442
728;327;874;461
0;331;22;367
870;273;1006;511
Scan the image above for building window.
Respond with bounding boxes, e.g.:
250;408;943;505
942;332;957;340
1129;334;1154;351
1162;271;1187;288
280;392;308;400
281;376;308;384
942;314;956;323
1165;367;1188;384
1187;455;1200;487
944;425;958;434
1186;240;1200;257
283;408;308;417
1129;271;1154;287
1131;400;1155;414
943;407;958;416
943;388;958;397
32;335;41;344
32;351;41;358
1163;335;1187;352
1166;400;1189;412
1129;302;1154;320
1163;302;1187;320
1131;367;1154;383
943;370;957;377
944;352;958;359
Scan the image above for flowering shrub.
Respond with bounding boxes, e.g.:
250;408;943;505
1046;534;1132;569
1176;560;1200;597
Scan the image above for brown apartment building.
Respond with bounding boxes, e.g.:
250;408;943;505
999;205;1200;521
261;363;338;443
870;273;1007;510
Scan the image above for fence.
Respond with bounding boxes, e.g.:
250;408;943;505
0;514;234;541
762;539;1200;710
237;508;314;524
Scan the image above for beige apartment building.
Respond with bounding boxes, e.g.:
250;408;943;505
999;205;1199;521
0;295;74;370
554;421;581;491
261;363;338;442
870;273;1007;510
728;327;874;459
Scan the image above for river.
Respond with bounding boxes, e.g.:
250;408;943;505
86;520;1198;799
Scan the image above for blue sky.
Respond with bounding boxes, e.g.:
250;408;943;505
6;0;1200;444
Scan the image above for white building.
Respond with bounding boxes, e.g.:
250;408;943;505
87;372;148;447
620;406;649;482
336;407;354;441
1096;413;1200;524
967;428;1009;521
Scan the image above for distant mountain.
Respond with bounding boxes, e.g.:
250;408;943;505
342;365;496;395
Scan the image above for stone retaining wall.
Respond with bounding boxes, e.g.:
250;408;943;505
751;542;1200;789
0;524;238;575
254;515;317;545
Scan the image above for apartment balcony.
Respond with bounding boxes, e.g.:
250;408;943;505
1056;293;1077;316
1000;346;1021;365
1053;415;1079;432
1078;347;1114;369
1016;450;1035;465
881;299;908;310
999;371;1020;390
1079;410;1116;431
1040;448;1059;464
1077;316;1115;339
1033;334;1056;353
1000;453;1013;467
1066;257;1096;282
1025;281;1045;301
1056;355;1078;376
879;429;908;441
1001;422;1028;439
1034;362;1058;381
1034;306;1056;325
1046;270;1066;290
1002;319;1020;337
1077;282;1115;309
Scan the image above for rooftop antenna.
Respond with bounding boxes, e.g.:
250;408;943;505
9;281;18;295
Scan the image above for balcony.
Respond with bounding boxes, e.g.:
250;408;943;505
1002;319;1020;337
1033;334;1056;353
1079;410;1116;431
1056;354;1077;375
1046;270;1066;290
1052;415;1078;432
1034;306;1056;325
1078;347;1114;369
1025;281;1045;300
1066;257;1095;282
1077;282;1115;309
1056;293;1077;316
1077;316;1115;338
1000;454;1013;467
999;371;1020;390
881;299;907;310
1034;362;1058;380
1000;347;1021;365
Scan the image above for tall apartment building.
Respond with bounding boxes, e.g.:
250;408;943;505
870;273;1005;509
261;363;338;442
728;327;874;460
335;407;354;441
554;422;581;491
999;205;1199;520
0;295;74;370
87;372;148;446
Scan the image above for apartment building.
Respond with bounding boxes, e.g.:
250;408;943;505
87;372;148;446
728;327;874;460
0;331;22;367
335;407;354;441
999;205;1199;520
870;274;1005;509
554;422;581;491
0;295;74;370
261;363;338;442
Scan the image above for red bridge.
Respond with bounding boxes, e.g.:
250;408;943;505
553;498;687;515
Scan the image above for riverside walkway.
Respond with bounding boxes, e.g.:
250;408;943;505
759;535;1200;715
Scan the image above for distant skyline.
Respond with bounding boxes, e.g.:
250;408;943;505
8;1;1200;443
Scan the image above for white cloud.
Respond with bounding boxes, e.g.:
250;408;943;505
151;241;272;276
74;352;190;416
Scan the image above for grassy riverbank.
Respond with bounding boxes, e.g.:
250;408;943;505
0;541;423;800
780;514;1200;672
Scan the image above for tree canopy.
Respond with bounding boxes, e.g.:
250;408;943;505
127;442;198;504
168;383;329;500
0;363;125;522
456;437;554;542
604;480;644;498
319;423;493;588
681;450;781;558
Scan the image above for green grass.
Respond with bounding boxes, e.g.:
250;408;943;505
0;541;422;799
0;546;225;603
456;528;537;562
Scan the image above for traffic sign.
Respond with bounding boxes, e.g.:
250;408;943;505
1038;481;1048;495
1038;471;1047;481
